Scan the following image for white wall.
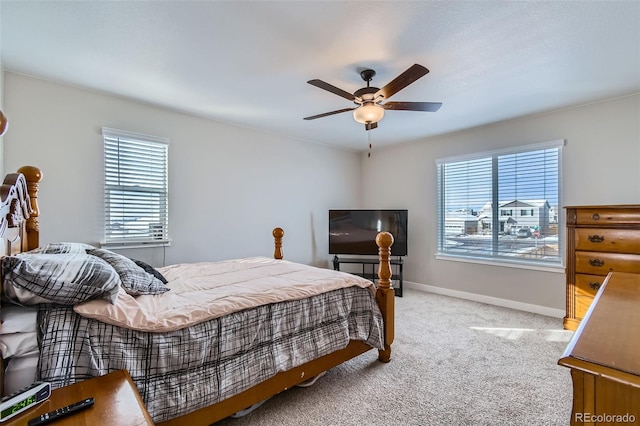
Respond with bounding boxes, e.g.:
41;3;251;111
361;94;640;311
3;72;362;267
5;71;639;312
0;62;4;177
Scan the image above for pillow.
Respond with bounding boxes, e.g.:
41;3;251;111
4;353;39;394
131;259;168;284
28;242;95;254
2;253;120;305
1;305;39;334
86;248;169;296
0;332;38;358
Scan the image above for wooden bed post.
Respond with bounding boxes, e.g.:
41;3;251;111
376;231;395;363
273;227;284;259
17;165;42;250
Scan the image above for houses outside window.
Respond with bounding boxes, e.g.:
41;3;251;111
436;140;563;268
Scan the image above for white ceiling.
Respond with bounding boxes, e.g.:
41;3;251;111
1;1;639;152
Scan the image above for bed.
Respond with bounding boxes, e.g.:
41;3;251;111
0;166;395;425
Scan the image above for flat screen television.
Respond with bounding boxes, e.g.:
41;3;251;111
329;209;408;256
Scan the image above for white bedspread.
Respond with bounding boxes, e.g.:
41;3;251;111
74;257;376;332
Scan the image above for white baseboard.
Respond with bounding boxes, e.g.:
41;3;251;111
404;281;565;318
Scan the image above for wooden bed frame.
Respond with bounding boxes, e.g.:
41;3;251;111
0;166;395;425
0;166;42;397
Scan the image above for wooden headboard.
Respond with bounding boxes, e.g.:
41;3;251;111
0;166;42;255
0;165;42;396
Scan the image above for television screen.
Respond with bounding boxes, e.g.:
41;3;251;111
329;209;408;256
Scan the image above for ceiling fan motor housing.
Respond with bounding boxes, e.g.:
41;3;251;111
354;87;380;104
356;69;382;104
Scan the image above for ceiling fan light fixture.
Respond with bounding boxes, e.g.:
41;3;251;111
353;103;384;124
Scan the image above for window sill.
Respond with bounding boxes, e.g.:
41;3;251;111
101;240;172;250
435;253;565;273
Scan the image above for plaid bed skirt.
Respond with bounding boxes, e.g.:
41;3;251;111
37;286;384;423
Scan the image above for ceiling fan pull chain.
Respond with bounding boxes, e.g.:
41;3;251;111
367;131;372;158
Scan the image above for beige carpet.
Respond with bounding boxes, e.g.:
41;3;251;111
216;288;574;425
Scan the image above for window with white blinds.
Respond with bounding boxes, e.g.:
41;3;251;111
102;128;169;247
436;140;563;268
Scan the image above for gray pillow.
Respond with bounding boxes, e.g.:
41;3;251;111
28;242;96;254
2;253;120;305
131;259;168;284
86;248;169;296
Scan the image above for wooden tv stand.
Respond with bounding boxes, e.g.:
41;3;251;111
558;271;640;425
333;256;403;297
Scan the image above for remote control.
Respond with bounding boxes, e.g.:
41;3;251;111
27;397;94;426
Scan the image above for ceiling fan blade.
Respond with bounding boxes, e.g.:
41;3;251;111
365;122;378;131
383;101;442;112
376;64;430;100
303;108;355;120
307;79;356;101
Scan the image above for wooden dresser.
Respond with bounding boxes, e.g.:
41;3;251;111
558;272;640;425
564;204;640;331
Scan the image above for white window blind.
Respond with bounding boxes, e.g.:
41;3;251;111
102;128;169;247
436;140;563;267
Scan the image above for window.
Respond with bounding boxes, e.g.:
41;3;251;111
436;140;563;268
102;128;169;247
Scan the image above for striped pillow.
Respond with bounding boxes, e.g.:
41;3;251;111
86;248;169;296
28;242;96;254
2;253;120;305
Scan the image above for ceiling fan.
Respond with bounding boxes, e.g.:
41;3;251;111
304;64;442;130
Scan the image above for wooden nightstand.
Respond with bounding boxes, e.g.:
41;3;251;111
4;370;154;426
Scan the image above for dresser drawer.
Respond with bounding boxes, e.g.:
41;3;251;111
574;208;640;226
575;251;640;275
574;228;640;253
575;274;606;297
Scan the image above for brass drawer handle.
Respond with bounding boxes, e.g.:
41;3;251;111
588;282;601;290
591;213;600;220
588;235;605;243
588;259;605;267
